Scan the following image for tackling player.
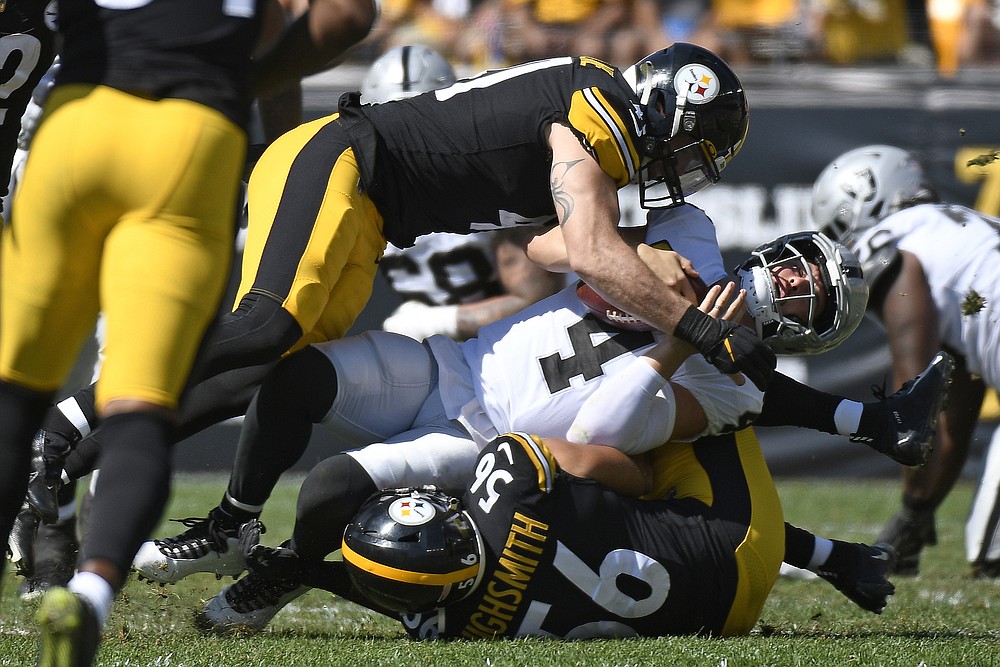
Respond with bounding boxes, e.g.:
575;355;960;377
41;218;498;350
137;214;927;630
363;45;566;341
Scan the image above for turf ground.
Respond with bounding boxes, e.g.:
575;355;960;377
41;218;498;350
2;474;998;666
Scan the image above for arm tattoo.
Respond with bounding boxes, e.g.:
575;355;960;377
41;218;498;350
551;159;584;226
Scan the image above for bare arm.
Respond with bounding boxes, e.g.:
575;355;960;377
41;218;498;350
878;250;979;506
253;0;377;96
546;122;693;334
453;230;565;339
542;437;653;497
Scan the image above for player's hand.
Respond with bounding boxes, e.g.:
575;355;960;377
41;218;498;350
637;243;704;305
383;300;459;341
673;304;775;391
697;282;745;321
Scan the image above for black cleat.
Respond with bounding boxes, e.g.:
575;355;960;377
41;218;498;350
816;542;897;614
970;560;1000;579
196;537;307;633
876;507;936;576
26;428;75;525
851;351;955;466
19;516;79;602
7;507;40;578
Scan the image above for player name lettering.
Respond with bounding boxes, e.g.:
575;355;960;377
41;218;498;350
461;512;549;638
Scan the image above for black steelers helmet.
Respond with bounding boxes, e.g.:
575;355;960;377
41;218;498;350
623;43;749;208
342;486;484;614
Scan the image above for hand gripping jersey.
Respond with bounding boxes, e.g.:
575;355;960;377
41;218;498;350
853;203;1000;386
337;56;643;248
56;0;265;128
0;0;55;197
379;232;503;306
400;433;745;639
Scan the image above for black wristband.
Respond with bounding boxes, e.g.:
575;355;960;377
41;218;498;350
673;305;713;346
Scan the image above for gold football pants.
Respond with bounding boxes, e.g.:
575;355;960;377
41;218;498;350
645;428;784;636
1;84;242;410
239;112;386;354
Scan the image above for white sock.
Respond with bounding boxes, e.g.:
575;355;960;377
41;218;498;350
223;491;265;515
834;400;864;436
67;571;115;627
807;537;835;571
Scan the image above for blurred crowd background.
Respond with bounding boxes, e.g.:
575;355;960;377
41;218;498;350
337;0;1000;79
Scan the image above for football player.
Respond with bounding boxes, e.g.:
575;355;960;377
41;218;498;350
0;1;376;665
364;45;566;342
0;0;55;215
813;144;1000;578
337;431;779;638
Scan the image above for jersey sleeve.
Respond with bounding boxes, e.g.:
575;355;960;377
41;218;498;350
566;84;642;187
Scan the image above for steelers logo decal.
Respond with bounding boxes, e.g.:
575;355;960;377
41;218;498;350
388;496;437;526
676;64;719;105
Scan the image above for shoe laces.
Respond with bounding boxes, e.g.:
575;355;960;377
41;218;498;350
226;559;302;613
156;512;240;551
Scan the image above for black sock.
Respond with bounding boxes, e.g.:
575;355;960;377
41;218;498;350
783;522;818;569
79;411;173;578
756;373;842;434
855;402;889;439
216;497;260;527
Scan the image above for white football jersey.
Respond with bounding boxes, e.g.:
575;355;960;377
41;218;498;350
854;203;1000;385
378;232;501;306
427;204;760;449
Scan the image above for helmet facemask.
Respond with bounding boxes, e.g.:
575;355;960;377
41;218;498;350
737;231;868;356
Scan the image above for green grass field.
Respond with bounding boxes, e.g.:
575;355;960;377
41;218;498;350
2;474;998;666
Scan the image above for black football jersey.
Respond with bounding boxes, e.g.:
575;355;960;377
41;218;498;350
338;57;644;248
401;433;740;639
56;0;265;127
0;0;55;196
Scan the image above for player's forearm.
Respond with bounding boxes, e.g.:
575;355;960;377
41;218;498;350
570;239;693;335
253;0;376;95
455;295;530;339
543;437;652;497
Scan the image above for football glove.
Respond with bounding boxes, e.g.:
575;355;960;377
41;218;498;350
674;305;775;391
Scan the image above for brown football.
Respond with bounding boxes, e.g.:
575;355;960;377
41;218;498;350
576;282;652;331
576;277;710;332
